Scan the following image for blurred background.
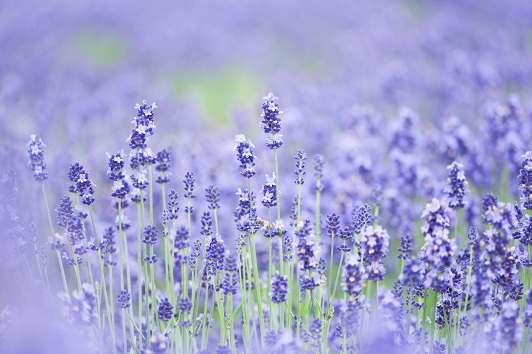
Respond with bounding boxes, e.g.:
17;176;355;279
2;0;532;136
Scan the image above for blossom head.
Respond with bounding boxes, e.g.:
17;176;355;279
27;134;48;182
260;92;283;149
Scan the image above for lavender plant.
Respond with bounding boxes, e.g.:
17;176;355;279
5;87;532;354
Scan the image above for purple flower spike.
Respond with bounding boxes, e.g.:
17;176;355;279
27;134;48;182
260;92;283;149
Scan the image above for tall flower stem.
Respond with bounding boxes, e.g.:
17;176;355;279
116;201;131;351
249;236;265;346
41;182;70;295
315;189;322;247
246;177;265;345
136;195;144;349
148;166;156;336
88;206;116;350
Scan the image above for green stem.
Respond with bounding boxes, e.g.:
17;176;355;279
119;201;135;346
250;236;265;346
274;148;281;222
315;190;321;246
42;182;70;295
136;199;143;349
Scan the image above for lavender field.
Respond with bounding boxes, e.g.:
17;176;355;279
3;1;532;353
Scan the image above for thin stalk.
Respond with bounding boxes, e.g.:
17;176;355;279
149;165;154;226
117;201;125;301
119;201;135;345
41;182;55;236
327;235;336;308
315;189;322;247
249;237;265;346
56;250;70;296
331;252;345;306
214;208;219;235
42;182;70;295
136;198;143;349
274;148;281;222
201;288;211;349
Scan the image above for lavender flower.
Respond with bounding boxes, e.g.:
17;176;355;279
174;226;190;264
165;189;179;222
444;161;469;209
234;188;259;235
326;213;341;239
342;253;366;296
142;225;158;245
56;196;74;227
234;134;257;178
282;231;293;261
400;257;425;290
336;226;353;253
467;226;478;247
101;226;116;266
359;225;390;281
67;163;95;205
521;214;532;247
221;254;238;295
155;148;172;184
178;297;193;327
294;149;307;185
459;315;469;336
106;152;126;181
485;301;522;353
260;92;283;149
482;193;498;211
524;288;532;329
131;168;149;190
261;173;277;208
128;101;157;150
296;220;319;271
118;290;131;309
372;184;383;208
309;318;323;348
205;185;220;210
419;199;456;290
183;172;196;215
518;151;532;210
63;283;97;325
34;245;48;268
270;271;288;303
314;154;324;192
482;203;520;296
111;179;130;202
27;135;48;182
202;236;226;287
216;344;231;354
200;212;214;238
189;239;202;270
352;204;372;235
179;296;192;314
398;233;413;260
157;298;173;321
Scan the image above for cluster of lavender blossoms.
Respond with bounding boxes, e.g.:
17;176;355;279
6;89;532;354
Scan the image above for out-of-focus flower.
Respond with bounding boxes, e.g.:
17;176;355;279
26;135;48;182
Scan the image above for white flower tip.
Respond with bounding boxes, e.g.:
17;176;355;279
263;92;277;101
235;134;246;143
